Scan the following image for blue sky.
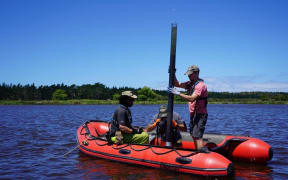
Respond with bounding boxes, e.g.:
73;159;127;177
1;0;288;92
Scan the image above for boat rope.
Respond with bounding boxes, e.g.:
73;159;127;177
81;125;129;149
93;138;109;146
174;149;198;157
128;144;151;151
90;136;193;156
80;122;199;158
111;144;130;150
80;125;87;135
63;121;89;157
150;146;175;155
63;143;79;157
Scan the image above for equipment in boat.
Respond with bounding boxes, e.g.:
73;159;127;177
166;23;177;147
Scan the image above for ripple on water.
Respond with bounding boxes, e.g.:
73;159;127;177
0;104;287;179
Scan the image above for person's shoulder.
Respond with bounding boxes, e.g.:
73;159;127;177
173;112;182;119
173;112;185;123
197;79;205;84
116;105;123;111
114;105;121;111
196;80;207;89
152;113;158;120
119;104;129;110
116;105;128;113
149;114;158;124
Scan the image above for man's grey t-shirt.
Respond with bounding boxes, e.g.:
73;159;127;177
150;112;186;142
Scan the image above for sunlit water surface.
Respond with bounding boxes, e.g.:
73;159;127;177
0;104;287;179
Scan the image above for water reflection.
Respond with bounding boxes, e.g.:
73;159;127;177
77;151;273;180
234;162;273;180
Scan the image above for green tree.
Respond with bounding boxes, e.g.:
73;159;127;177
112;93;120;100
137;86;163;101
52;89;68;100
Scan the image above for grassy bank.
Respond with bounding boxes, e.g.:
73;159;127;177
208;98;288;104
0;99;118;105
0;99;287;105
0;99;169;105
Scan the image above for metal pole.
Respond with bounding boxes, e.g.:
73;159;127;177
166;24;177;147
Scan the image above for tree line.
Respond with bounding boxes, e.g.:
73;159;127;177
0;82;287;102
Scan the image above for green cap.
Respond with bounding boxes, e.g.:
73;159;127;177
121;91;137;99
184;65;200;76
158;105;168;118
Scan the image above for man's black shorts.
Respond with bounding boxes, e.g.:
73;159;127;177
190;113;208;139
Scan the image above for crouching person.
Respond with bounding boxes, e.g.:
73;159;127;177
145;105;187;145
109;91;149;145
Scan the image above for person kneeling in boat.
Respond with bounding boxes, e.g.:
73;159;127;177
145;105;187;145
109;91;149;145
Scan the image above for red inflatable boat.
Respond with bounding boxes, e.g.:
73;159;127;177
178;132;273;163
77;120;234;176
148;129;273;163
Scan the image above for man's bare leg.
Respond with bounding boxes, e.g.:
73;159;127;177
193;137;203;150
196;138;203;150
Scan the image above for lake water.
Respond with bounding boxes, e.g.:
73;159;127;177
0;104;287;179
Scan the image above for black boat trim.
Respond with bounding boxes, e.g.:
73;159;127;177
210;138;248;151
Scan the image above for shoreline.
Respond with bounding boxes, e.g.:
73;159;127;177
0;99;287;105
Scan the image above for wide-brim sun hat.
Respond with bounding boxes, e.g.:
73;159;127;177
121;91;137;99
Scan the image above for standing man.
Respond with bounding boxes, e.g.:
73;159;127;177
168;65;208;151
109;91;149;145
